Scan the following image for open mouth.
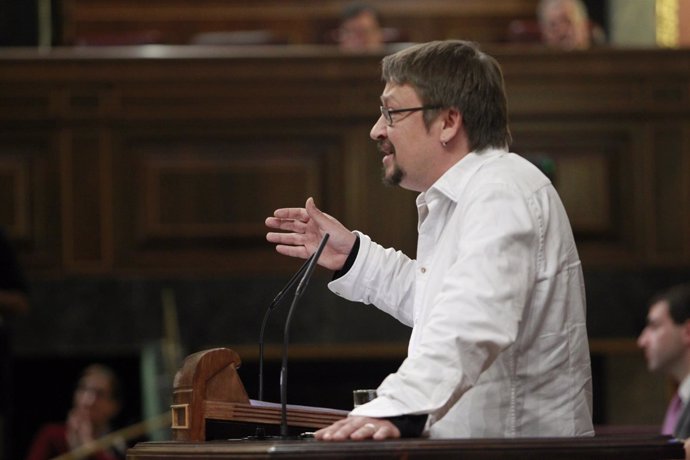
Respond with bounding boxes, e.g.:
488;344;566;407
378;140;395;159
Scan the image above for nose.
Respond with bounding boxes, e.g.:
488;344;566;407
637;330;647;348
370;115;387;141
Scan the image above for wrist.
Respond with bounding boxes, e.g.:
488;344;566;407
333;235;360;279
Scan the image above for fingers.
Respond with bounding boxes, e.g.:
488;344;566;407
350;422;382;441
314;418;352;441
266;202;312;244
266;199;321;259
66;409;94;447
305;197;331;227
274;244;310;260
265;217;309;233
371;423;399;440
265;214;311;256
266;197;355;270
314;417;400;441
268;198;324;227
272;206;310;222
266;229;307;246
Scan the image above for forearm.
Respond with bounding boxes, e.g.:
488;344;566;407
328;232;417;326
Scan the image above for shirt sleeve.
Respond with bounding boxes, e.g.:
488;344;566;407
328;231;417;327
332;236;360;280
387;414;428;438
351;182;539;423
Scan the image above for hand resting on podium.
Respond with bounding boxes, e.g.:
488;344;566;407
315;416;400;441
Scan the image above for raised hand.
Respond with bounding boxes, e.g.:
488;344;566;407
66;407;94;449
265;197;357;271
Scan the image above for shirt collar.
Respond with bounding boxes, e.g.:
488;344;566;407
417;147;507;206
679;375;690;404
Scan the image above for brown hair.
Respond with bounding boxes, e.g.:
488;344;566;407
381;40;512;151
652;283;690;325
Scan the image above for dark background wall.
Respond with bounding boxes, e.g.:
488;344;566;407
3;45;690;457
8;265;690;456
0;0;61;46
2;1;690;457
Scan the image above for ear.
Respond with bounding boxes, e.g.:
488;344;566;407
439;107;462;146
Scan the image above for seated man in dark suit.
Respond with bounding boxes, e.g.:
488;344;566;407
638;283;690;439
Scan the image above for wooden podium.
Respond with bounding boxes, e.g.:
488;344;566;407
170;347;348;441
129;434;685;459
125;347;687;459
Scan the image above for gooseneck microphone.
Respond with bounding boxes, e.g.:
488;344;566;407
280;233;330;438
258;255;313;402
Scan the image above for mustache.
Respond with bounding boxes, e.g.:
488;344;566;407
377;140;395;155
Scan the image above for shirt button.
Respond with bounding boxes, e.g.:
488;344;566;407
420;267;427;274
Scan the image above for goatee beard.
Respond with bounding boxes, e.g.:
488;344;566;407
378;140;402;186
382;164;404;187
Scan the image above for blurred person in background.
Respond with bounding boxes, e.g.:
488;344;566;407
537;0;594;50
638;283;690;439
336;2;385;52
25;364;126;460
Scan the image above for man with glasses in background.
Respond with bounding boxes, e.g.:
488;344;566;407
266;40;593;440
336;2;384;52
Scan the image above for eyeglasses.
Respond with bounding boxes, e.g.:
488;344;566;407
380;105;442;126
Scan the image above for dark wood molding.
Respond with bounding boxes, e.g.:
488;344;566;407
1;46;689;275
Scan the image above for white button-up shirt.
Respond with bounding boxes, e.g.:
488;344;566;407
678;376;690;406
329;148;593;438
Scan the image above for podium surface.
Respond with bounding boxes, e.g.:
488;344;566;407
128;435;684;459
146;348;684;458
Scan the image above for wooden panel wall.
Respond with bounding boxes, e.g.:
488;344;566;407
1;46;690;277
60;0;540;45
3;47;690;435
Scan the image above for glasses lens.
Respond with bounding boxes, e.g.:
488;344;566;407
380;106;392;125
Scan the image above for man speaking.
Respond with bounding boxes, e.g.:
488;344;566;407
266;40;593;440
